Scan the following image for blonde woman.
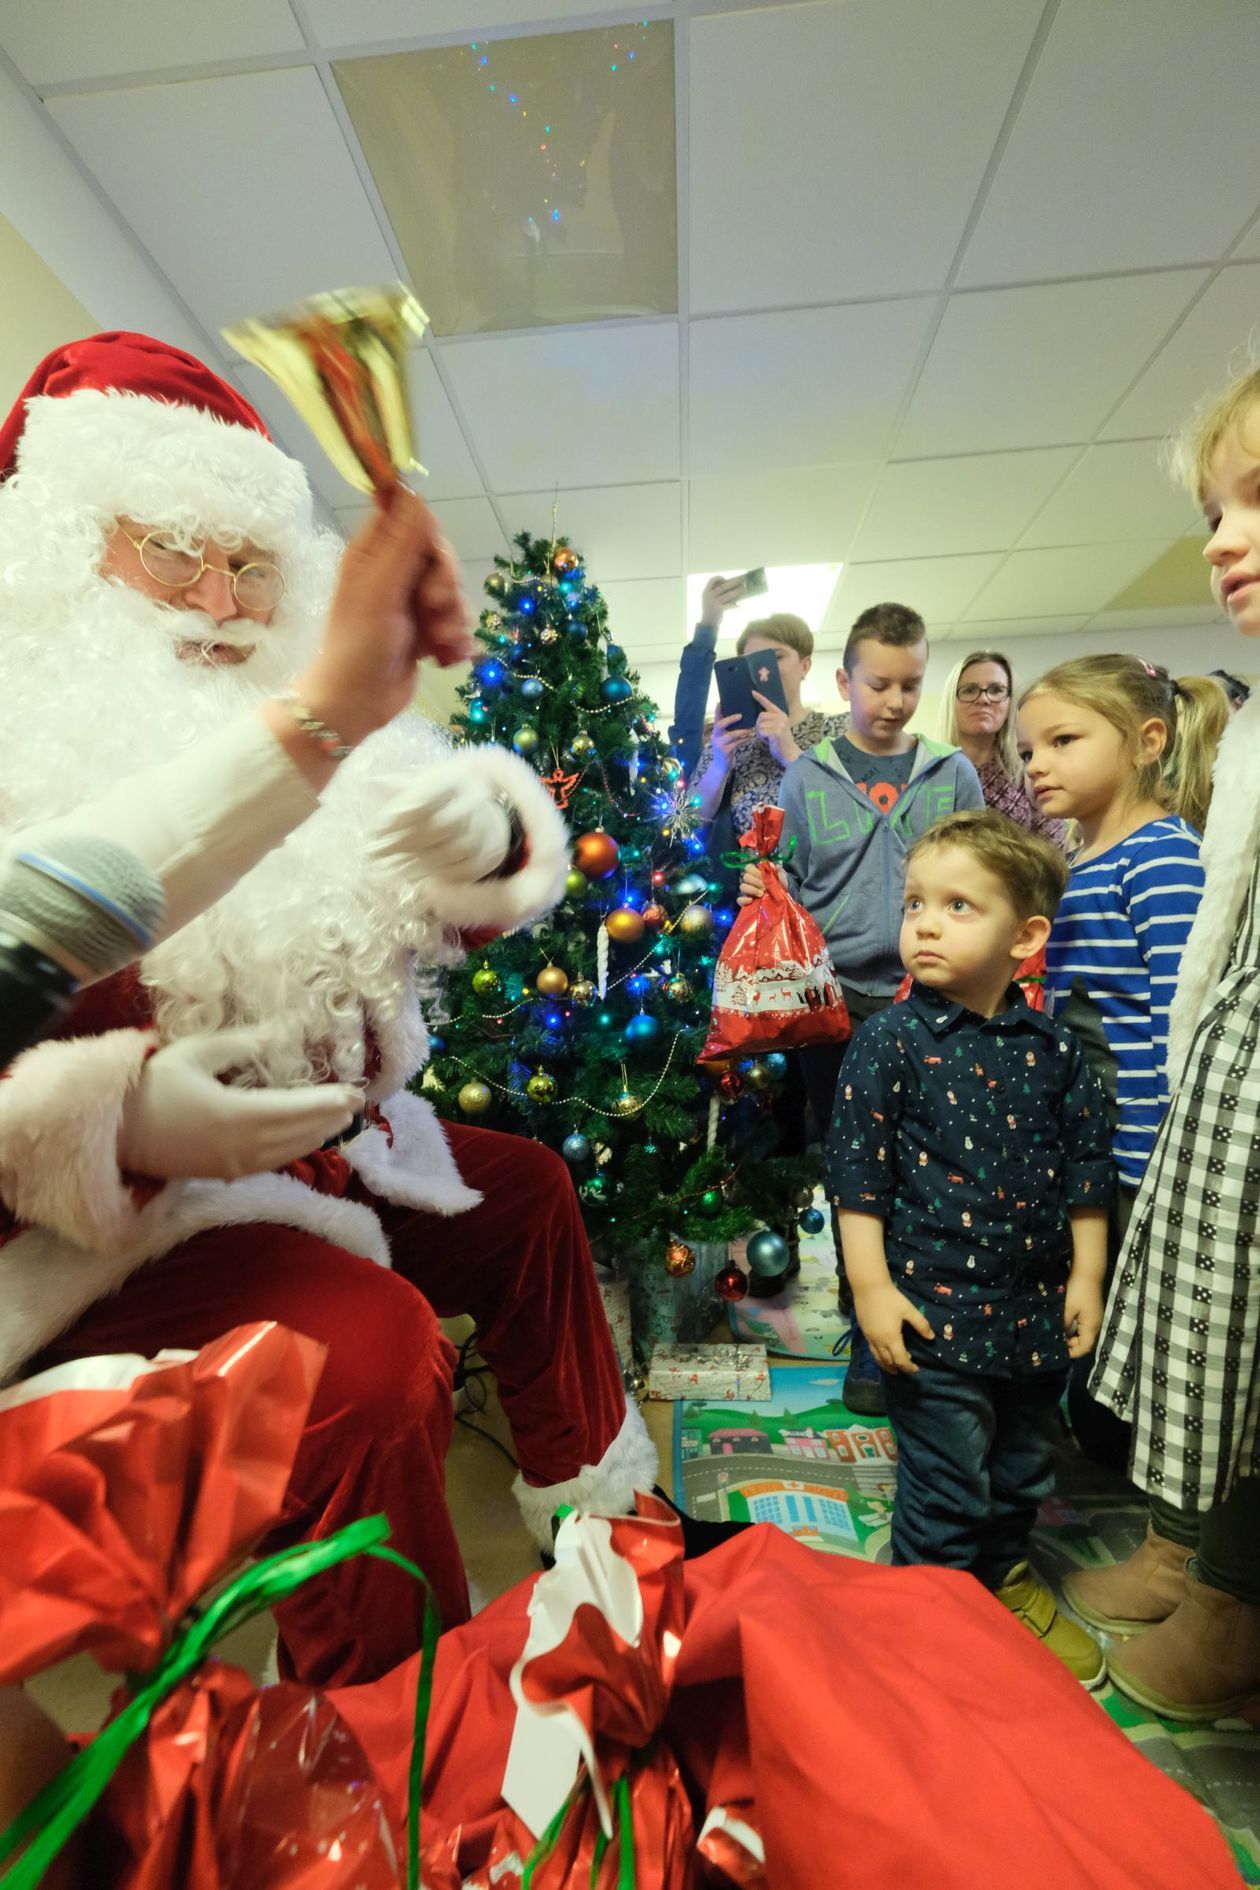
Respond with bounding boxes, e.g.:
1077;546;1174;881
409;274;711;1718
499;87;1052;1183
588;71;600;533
941;651;1066;848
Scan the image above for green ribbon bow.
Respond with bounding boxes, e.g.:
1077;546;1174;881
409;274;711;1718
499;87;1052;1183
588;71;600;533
720;834;797;871
522;1770;635;1890
0;1513;439;1890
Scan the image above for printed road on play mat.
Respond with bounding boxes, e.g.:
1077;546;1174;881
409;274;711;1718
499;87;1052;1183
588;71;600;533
673;1362;1260;1881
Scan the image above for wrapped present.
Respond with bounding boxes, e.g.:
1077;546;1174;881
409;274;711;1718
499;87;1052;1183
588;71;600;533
646;1343;770;1403
595;1274;634;1371
699;805;849;1064
894;944;1047;1011
616;1240;728;1364
0;1326;438;1890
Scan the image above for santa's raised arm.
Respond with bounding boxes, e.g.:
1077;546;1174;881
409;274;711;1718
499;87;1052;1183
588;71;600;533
0;333;662;1685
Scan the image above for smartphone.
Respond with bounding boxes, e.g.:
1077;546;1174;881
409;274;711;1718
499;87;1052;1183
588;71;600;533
738;567;768;599
714;652;790;731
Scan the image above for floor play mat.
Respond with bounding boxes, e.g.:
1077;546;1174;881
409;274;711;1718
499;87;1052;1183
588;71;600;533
673;1362;1260;1881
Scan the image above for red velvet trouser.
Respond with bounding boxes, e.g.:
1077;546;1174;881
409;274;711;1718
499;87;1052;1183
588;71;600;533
29;1125;628;1688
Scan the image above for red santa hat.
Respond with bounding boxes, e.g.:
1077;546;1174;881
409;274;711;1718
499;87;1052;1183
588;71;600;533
0;331;315;555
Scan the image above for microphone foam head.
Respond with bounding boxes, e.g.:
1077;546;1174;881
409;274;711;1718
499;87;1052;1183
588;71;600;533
4;836;165;979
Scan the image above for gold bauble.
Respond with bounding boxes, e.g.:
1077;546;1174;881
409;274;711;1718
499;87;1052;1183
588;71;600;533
569;978;596;1007
665;975;693;1002
605;906;646;945
568;733;597;761
457;1079;492;1116
535;964;570;997
745;1060;773;1093
613;1089;641;1117
665;1239;697;1278
539;626;559;645
678;904;714;938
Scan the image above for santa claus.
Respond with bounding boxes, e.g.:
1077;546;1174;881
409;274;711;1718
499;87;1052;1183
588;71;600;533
0;332;660;1687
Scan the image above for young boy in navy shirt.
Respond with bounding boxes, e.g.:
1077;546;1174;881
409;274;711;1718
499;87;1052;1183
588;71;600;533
829;810;1113;1686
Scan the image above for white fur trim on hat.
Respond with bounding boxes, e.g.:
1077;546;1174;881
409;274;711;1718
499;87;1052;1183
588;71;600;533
12;387;314;556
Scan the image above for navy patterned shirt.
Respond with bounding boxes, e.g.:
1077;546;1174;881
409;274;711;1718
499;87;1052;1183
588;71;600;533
827;983;1113;1376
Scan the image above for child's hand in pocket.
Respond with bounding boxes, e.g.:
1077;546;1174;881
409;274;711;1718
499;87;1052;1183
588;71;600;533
854;1285;935;1374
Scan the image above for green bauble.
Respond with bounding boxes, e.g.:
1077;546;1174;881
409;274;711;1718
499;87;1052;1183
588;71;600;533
526;1071;557;1103
512;725;540;756
568;733;597;761
471;966;501;999
564;867;588;899
698;1188;721;1215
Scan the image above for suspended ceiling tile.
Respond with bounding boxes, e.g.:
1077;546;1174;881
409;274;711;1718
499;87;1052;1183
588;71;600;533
49;71;397;335
1018;441;1201;548
1236;210;1260;260
333;495;506;566
688;0;1043;312
1102;262;1260;443
598;576;686;651
689;300;934;477
851;449;1078;562
497;483;683;581
303;0;639;47
3;0;303;85
1087;604;1220;634
1105;535;1214;613
410;353;487;503
687;464;878;571
963;541;1175;621
441;322;679;491
335;23;676;337
821;554;1002;638
959;0;1260;287
950;615;1091;644
896;272;1208;459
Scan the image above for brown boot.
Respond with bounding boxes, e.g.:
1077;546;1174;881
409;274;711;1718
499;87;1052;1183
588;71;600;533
1061;1524;1191;1634
1107;1575;1260;1723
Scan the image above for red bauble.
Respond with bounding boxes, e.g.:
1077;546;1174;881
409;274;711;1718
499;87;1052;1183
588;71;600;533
573;831;620;880
641;902;668;931
718;1071;744;1100
716;1265;749;1302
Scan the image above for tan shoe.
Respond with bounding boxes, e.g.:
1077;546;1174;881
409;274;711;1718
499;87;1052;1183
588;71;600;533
1061;1524;1192;1634
1107;1575;1260;1723
995;1561;1107;1691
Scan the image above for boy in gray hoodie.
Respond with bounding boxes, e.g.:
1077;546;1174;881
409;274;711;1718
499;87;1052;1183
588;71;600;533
741;602;982;1411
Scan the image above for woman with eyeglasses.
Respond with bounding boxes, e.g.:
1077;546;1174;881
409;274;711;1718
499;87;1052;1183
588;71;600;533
940;650;1067;848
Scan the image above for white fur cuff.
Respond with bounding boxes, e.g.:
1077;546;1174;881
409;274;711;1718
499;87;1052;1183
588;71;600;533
512;1401;659;1551
417;747;570;935
0;1027;157;1250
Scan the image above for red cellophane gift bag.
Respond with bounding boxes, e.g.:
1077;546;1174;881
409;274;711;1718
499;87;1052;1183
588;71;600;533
699;805;849;1064
0;1324;423;1890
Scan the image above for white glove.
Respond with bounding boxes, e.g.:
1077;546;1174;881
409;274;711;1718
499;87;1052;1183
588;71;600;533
366;766;512;884
117;1028;364;1182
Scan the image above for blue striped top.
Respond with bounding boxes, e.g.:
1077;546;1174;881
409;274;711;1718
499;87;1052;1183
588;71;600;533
1044;817;1204;1188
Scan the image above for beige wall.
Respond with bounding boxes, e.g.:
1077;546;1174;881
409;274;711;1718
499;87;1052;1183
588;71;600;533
0;210;98;413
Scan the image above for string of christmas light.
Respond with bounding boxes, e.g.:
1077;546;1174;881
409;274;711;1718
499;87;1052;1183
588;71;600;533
448;1028;687;1121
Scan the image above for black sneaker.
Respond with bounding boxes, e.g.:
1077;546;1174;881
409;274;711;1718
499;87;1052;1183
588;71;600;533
652;1486;751;1557
842;1325;886;1417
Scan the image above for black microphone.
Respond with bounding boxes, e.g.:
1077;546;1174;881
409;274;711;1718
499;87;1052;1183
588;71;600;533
0;835;166;1068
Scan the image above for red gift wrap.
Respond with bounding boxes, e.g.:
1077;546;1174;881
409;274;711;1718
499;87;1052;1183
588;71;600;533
699;806;849;1064
0;1325;413;1890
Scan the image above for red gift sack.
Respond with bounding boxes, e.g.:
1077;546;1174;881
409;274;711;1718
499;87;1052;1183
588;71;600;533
699;805;849;1064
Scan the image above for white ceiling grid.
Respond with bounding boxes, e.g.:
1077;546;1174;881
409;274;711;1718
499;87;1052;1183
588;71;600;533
3;0;1259;678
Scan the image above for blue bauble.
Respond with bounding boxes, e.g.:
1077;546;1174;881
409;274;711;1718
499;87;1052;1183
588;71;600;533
624;1012;661;1048
763;1053;788;1080
562;1132;591;1164
567;619;588;642
520;676;544;701
605;642;623;663
600;676;632;703
428;1034;446;1055
798;1206;826;1236
746;1229;789;1276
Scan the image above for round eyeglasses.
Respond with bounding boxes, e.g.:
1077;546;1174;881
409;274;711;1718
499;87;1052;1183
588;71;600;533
121;528;286;612
956;682;1010;703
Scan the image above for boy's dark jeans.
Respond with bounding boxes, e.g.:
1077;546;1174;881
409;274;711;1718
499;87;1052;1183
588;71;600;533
882;1359;1067;1587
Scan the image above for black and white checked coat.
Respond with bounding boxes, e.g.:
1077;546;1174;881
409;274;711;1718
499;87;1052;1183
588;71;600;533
1091;698;1260;1512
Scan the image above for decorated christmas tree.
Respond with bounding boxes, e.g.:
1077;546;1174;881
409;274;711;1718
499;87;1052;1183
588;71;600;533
420;531;820;1299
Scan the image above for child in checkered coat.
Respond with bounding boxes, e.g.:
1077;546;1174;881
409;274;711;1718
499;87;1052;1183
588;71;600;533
1059;370;1260;1723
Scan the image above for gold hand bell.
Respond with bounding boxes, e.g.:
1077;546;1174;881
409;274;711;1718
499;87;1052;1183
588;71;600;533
222;284;428;497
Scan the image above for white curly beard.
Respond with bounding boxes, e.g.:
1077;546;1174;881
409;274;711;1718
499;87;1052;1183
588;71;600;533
0;510;452;1089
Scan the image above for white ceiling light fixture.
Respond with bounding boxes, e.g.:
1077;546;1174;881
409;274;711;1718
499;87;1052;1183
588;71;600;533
686;564;843;642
